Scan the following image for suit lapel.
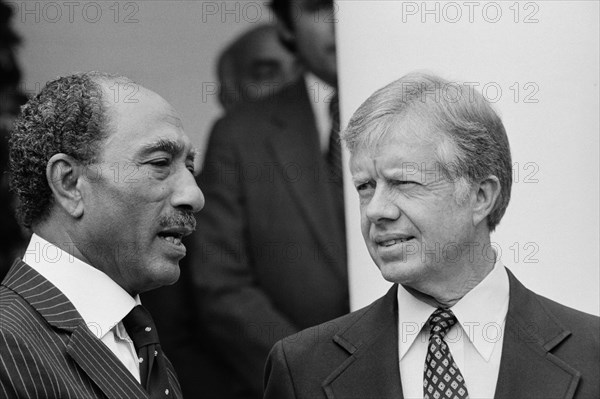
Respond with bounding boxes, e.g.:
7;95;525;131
67;325;149;399
267;80;346;278
4;260;149;399
321;271;582;399
323;286;403;399
494;269;580;399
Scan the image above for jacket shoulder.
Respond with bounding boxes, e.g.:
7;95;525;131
0;285;46;336
207;79;308;147
535;293;600;340
278;292;389;356
265;291;395;398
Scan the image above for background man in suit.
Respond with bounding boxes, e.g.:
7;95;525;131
140;22;304;399
265;72;600;399
0;72;204;398
183;0;348;397
217;23;302;112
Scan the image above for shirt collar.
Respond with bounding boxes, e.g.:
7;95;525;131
451;257;509;361
397;255;509;361
397;282;436;360
23;233;140;340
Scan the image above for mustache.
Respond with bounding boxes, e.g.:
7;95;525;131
159;211;197;232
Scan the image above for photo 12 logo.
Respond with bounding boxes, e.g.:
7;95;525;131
200;1;270;23
8;1;140;24
401;1;540;24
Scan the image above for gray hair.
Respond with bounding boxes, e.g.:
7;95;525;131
341;72;512;231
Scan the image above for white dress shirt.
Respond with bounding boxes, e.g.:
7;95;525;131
398;259;510;399
23;233;141;382
304;73;336;152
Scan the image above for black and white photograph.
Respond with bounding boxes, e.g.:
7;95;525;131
1;1;598;398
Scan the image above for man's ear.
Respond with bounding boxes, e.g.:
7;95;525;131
472;175;501;227
46;154;85;219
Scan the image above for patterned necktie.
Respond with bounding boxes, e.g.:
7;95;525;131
424;308;469;399
123;305;172;399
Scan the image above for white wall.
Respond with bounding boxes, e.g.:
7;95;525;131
11;0;276;152
337;1;600;316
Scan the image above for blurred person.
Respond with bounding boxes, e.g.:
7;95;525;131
264;72;600;399
184;0;349;397
0;0;28;280
0;72;204;398
217;23;302;111
138;24;301;399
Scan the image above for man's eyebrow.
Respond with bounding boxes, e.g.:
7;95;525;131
139;139;200;173
139;138;184;157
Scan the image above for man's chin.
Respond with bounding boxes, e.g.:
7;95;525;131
377;260;423;285
160;262;181;286
141;260;181;292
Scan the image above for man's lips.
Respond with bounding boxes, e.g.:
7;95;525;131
373;234;416;247
157;226;194;246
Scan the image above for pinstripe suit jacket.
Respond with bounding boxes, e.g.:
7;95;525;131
0;260;183;399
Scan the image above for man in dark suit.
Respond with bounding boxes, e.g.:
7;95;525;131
0;72;204;398
264;72;600;399
174;0;348;397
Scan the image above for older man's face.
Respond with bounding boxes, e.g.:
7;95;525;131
350;121;478;291
79;85;204;295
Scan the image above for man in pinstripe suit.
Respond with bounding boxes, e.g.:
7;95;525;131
0;72;204;398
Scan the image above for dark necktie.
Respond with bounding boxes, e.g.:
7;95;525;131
424;308;469;399
123;305;172;398
327;92;342;184
326;93;345;231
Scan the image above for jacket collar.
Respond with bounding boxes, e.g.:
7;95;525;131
3;259;82;331
494;268;580;399
324;285;403;399
3;260;149;399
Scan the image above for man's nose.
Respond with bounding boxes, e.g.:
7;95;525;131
171;170;205;213
365;186;400;223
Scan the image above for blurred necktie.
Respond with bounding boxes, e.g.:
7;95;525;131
123;305;172;399
327;92;342;184
326;92;345;230
424;308;469;399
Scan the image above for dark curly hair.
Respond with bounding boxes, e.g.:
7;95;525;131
9;72;124;228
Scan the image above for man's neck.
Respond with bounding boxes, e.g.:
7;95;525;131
404;248;497;308
33;219;91;268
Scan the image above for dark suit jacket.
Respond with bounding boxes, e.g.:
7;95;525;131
185;78;349;397
265;269;600;399
0;260;183;399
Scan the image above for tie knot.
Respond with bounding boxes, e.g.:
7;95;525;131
122;305;160;349
428;308;457;338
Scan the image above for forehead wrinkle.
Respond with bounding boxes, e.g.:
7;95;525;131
164;114;184;129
